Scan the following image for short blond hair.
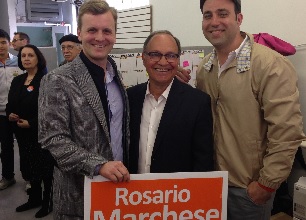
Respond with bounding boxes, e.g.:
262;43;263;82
77;0;118;31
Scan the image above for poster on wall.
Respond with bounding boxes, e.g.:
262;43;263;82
180;50;205;87
84;172;228;220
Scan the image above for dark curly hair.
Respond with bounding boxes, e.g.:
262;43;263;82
18;44;46;72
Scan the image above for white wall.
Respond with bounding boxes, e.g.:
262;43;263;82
0;0;9;33
0;0;17;36
150;0;204;47
287;45;306;133
241;0;306;47
7;0;17;37
150;0;306;47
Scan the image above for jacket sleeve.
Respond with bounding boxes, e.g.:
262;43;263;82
27;117;38;130
25;73;43;130
192;93;214;172
257;55;305;189
6;76;18;117
27;80;40;130
38;72;110;178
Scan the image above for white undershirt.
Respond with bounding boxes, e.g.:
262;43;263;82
218;35;248;77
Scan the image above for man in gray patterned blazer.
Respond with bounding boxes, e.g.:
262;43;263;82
38;0;130;219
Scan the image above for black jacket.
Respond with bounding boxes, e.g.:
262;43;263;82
127;78;214;174
6;70;44;141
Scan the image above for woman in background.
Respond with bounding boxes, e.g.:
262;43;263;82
6;44;54;218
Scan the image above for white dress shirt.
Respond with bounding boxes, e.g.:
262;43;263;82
138;80;174;173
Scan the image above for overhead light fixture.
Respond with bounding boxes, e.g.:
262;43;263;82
51;0;68;2
72;0;83;7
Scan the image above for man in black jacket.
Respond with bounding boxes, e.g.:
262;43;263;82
128;30;214;174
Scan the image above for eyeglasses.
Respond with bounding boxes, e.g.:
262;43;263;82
61;45;75;51
12;39;24;43
144;52;179;63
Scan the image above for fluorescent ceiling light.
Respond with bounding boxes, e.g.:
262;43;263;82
51;0;68;2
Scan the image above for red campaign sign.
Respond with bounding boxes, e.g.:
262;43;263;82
84;172;228;220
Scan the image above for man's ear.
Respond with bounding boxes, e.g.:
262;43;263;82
236;13;243;26
142;53;145;62
77;29;81;42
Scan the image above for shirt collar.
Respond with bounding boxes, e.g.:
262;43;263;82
8;53;15;60
234;34;248;57
105;61;115;84
145;79;174;100
80;50;105;76
204;33;252;73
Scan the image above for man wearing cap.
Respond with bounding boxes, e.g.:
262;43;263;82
59;34;82;66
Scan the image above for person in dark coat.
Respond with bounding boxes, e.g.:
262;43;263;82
128;30;214;174
6;44;54;218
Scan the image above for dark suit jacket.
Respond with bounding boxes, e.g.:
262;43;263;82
127;78;214;174
6;70;44;141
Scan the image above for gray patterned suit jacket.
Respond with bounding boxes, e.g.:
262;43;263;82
38;55;129;219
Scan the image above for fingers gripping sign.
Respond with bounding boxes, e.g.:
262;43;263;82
99;161;130;183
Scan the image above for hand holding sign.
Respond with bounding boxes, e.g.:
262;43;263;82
99;161;130;183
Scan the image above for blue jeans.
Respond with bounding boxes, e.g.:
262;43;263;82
0;115;15;179
227;186;275;220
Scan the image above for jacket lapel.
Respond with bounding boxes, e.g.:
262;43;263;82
71;57;111;144
153;79;184;154
135;83;147;131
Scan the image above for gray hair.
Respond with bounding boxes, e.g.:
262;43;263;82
143;30;181;55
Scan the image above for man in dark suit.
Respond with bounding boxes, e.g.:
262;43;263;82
128;30;214;174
